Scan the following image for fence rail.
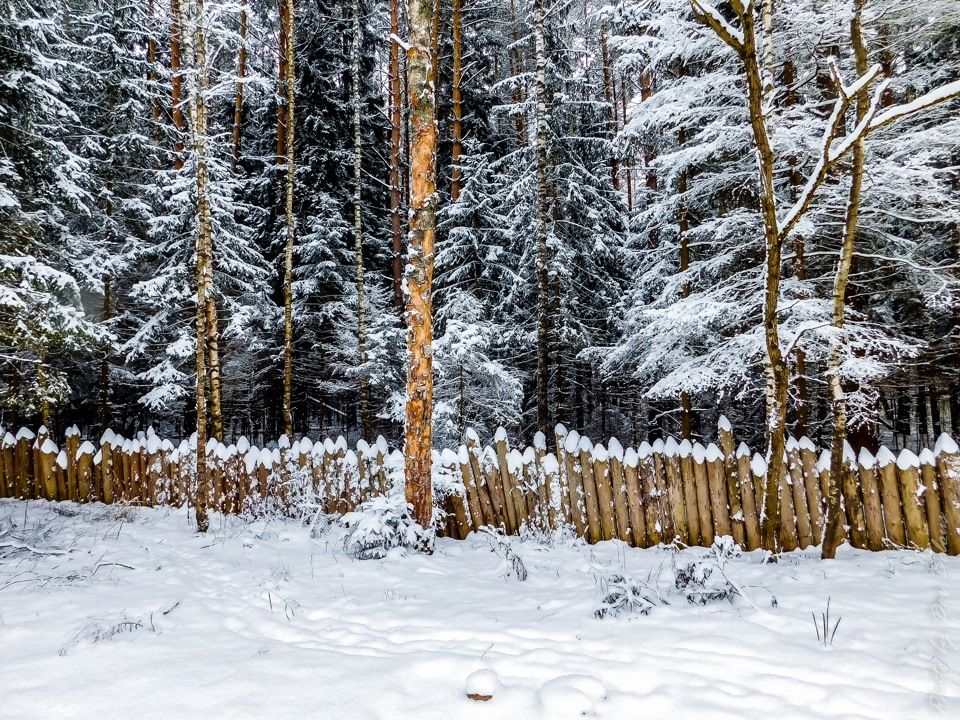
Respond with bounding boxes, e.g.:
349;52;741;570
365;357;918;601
2;419;959;554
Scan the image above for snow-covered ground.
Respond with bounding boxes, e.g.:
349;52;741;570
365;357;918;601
1;498;956;719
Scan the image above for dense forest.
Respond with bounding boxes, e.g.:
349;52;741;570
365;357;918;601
2;0;959;456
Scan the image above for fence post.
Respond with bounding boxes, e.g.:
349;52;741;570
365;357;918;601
876;446;907;547
494;429;520;534
856;448;885;552
798;437;822;545
563;431;586;537
934;434;960;555
786;439;813;549
705;443;731;540
919;449;945;552
717;418;744;547
578;436;603;544
15;428;35;499
611;443;650;547
662;438;687;545
896;449;928;549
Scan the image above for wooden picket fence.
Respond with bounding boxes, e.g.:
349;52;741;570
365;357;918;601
2;418;959;554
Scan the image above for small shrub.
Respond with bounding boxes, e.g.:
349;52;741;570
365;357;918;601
340;495;426;560
594;574;662;618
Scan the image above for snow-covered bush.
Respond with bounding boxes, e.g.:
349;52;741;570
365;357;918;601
340;495;427;560
594;574;663;618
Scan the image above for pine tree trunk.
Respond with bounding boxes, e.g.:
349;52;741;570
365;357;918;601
99;276;112;430
231;0;248;170
451;0;463;201
600;26;619;190
148;0;160;143
353;0;371;441
277;0;288;165
509;0;526;145
677;60;693;439
621;75;632;212
389;0;404;314
533;0;551;436
281;0;296;437
170;0;184;168
405;0;438;531
822;0;869;560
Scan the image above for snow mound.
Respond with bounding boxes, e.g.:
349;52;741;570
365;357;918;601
538;675;606;716
465;669;498;701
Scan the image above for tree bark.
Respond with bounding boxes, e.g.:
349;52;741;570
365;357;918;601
205;295;223;442
450;0;463;201
99;276;112;430
822;0;869;560
277;0;289;165
600;26;619;190
389;0;404;315
231;0;248;170
783;57;810;437
405;0;438;531
621;76;632;211
508;0;526;145
148;0;161;143
281;0;296;436
170;0;184;169
692;0;785;551
182;0;213;532
352;0;371;440
677;59;693;439
533;0;551;436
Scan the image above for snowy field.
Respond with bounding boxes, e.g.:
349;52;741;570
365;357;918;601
1;499;957;719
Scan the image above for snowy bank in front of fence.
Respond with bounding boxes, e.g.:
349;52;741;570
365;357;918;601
1;498;957;719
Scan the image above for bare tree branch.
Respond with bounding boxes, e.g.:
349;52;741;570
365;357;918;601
690;0;745;56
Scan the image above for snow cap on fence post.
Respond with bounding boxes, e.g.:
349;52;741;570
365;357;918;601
705;443;723;463
691;442;706;464
607;437;624;462
875;446;895;468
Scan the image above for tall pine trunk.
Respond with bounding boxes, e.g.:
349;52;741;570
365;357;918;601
389;0;403;314
405;0;438;531
533;0;550;436
231;0;248;169
99;277;112;430
451;0;463;201
281;0;296;436
352;0;371;440
170;0;184;168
